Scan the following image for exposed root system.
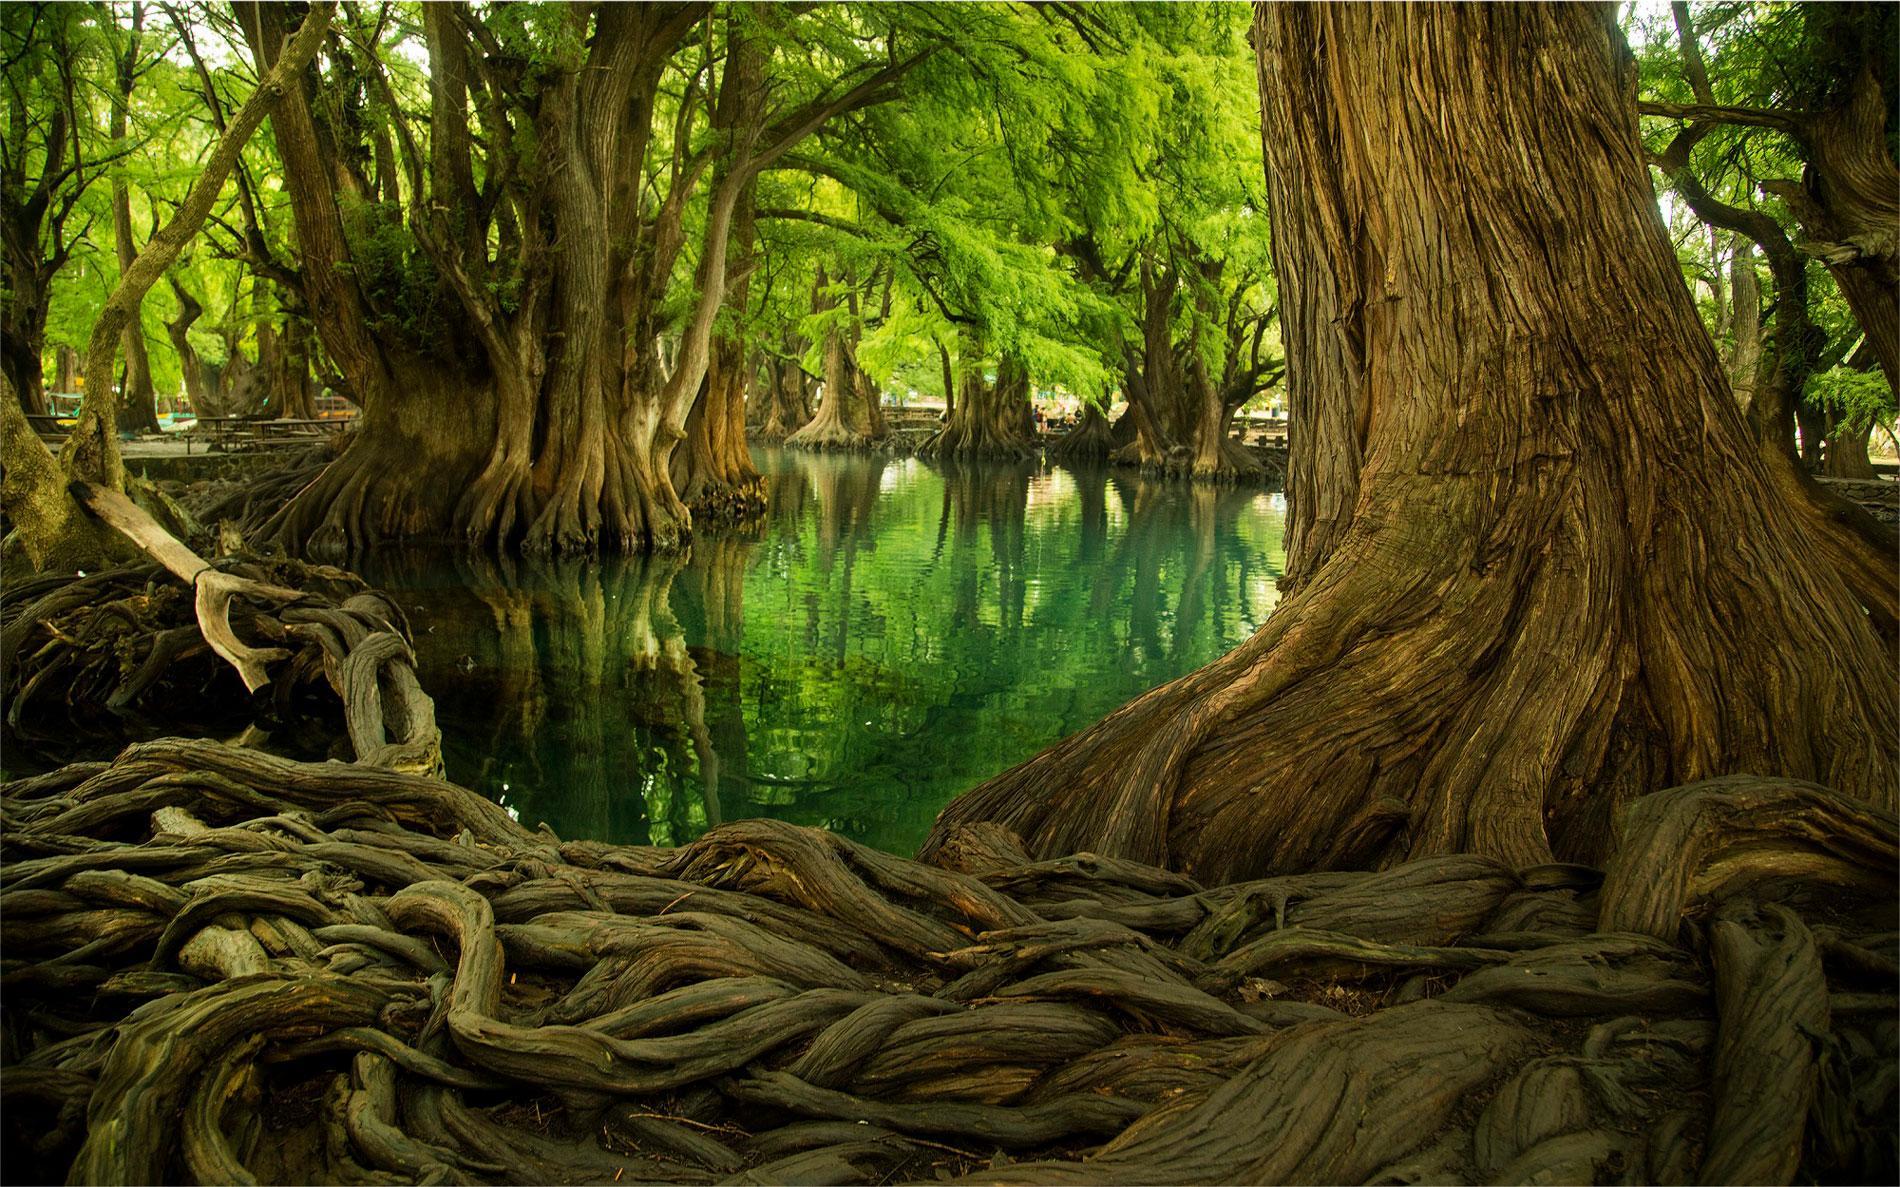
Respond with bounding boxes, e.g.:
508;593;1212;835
4;471;1893;1185
1;558;409;762
2;749;1892;1183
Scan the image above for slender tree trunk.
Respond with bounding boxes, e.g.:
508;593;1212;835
920;3;1897;883
108;2;159;435
163;285;211;418
672;175;764;518
54;345;80;395
1728;240;1762;410
109;172;158;435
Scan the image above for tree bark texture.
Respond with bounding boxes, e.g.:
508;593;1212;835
920;3;1898;885
1726;241;1762;411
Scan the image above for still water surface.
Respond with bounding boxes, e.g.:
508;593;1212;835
367;448;1285;856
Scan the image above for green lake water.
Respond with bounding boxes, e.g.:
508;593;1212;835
366;448;1286;857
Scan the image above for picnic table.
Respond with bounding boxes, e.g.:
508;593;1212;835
251;418;334;442
184;415;339;453
184;415;254;453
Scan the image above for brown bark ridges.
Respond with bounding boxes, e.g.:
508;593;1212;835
1;752;1892;1184
921;3;1897;885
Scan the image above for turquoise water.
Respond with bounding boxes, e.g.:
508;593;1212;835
367;448;1285;856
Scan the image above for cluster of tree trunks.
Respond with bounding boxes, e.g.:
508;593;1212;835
921;354;1039;460
922;3;1897;884
752;350;817;443
237;7;919;558
1108;257;1275;482
786;267;891;452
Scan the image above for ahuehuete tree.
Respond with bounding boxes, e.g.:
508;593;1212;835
920;3;1898;885
241;3;931;558
785;262;892;451
772;3;1172;461
1051;7;1283;481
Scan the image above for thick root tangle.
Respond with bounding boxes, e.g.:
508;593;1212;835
0;756;1892;1184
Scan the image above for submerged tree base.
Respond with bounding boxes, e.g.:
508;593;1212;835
1;741;1892;1184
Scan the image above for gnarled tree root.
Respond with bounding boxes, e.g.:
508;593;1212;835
5;484;441;774
0;754;1892;1183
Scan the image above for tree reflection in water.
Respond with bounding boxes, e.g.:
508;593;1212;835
369;448;1285;853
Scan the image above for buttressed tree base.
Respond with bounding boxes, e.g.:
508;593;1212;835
922;3;1897;884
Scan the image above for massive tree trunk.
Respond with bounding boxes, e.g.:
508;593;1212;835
1823;415;1877;479
920;3;1897;884
0;282;49;416
921;351;1037;460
